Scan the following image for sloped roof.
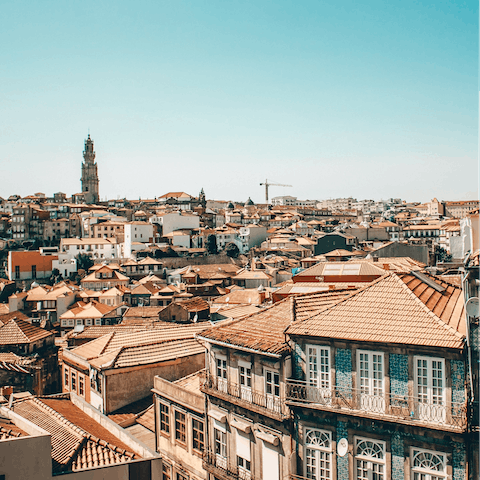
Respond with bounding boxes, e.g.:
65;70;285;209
294;261;386;279
398;272;466;335
13;395;137;473
175;297;210;312
90;338;204;369
70;324;209;368
213;289;265;305
286;273;465;349
0;317;52;345
198;300;292;356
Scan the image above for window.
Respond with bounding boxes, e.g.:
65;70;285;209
162;460;172;479
192;417;204;452
355;437;385;480
415;356;446;423
160;403;170;435
411;448;447;480
216;355;227;392
357;350;384;413
239;361;252;401
176;473;188;480
79;375;84;396
236;429;251;478
15;265;20;279
64;368;69;387
68;319;74;327
305;429;332;480
175;410;186;444
31;265;36;278
71;371;76;391
214;421;227;467
265;370;281;412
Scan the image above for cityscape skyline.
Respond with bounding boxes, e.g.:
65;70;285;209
1;1;477;203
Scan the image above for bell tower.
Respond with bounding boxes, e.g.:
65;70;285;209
81;134;99;204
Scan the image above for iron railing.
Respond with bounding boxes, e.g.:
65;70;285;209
203;450;255;480
201;371;288;419
286;379;467;429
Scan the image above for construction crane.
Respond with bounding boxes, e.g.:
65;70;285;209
259;179;293;203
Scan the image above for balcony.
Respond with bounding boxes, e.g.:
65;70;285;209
203;450;255;480
201;371;289;421
286;380;467;432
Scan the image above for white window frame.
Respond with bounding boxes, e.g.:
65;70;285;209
213;419;227;469
265;369;281;413
357;350;385;413
410;447;447;480
238;360;252;402
354;436;386;480
307;345;332;404
414;356;446;424
215;354;228;393
304;428;332;480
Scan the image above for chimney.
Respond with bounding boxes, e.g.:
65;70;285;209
373;256;379;262
1;386;13;397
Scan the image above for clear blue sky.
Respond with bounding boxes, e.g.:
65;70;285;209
1;0;477;204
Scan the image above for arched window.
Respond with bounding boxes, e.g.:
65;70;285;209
305;429;332;479
411;449;446;480
355;437;385;480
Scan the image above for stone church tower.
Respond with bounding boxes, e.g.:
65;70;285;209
81;134;99;204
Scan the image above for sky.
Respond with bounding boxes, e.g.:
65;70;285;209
0;0;478;204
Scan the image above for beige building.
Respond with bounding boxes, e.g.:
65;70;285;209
62;324;207;414
153;371;206;480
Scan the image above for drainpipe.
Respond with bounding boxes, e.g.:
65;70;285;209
461;269;475;402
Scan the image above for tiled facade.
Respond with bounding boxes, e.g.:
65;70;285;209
389;353;409;397
334;348;352;396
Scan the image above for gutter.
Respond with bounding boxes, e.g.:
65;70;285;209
195;334;282;358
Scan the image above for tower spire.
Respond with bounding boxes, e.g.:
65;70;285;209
81;134;99;204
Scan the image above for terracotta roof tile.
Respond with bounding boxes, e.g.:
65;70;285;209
286;273;465;349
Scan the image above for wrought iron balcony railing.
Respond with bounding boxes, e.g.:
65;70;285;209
201;371;289;420
286;379;467;430
203;450;255;480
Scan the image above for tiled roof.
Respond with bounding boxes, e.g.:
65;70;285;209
398;272;466;335
357;256;425;272
213;289;265;305
286;274;465;349
14;395;137;473
70;324;208;368
108;396;153;426
0;421;26;439
136;405;155;432
212;304;262;320
274;282;363;297
0;317;52;345
90;338;205;369
294;289;361;322
294;261;386;278
123;306;166;318
198;300;292;356
175;297;210;312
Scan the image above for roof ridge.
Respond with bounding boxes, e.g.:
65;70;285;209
395;272;465;341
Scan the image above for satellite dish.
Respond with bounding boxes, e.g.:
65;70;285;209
337;438;348;457
466;297;479;318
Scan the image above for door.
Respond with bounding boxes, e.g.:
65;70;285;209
265;370;281;413
415;357;446;423
214;420;227;469
216;356;228;393
307;345;331;404
357;351;385;413
239;361;253;402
